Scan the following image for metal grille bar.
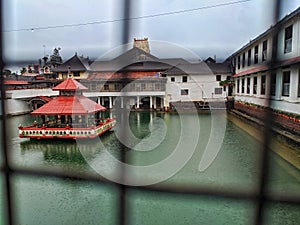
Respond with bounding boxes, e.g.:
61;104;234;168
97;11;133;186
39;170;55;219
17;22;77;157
1;1;300;225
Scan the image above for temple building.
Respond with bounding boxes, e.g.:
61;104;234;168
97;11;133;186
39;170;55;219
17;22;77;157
53;38;232;110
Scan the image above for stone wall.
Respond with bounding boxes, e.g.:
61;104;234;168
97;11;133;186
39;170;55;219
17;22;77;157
234;101;300;135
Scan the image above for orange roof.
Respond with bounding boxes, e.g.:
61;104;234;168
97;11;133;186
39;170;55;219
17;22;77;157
31;95;105;115
87;71;158;80
3;80;30;85
53;78;88;91
233;65;268;77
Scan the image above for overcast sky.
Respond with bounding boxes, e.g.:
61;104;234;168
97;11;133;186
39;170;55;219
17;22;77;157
3;0;300;70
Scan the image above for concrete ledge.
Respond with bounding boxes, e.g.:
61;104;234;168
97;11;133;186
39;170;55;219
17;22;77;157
228;110;300;170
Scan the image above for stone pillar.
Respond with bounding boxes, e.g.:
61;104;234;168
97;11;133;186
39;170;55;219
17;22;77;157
153;96;157;109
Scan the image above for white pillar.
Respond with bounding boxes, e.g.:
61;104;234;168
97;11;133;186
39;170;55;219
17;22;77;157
109;96;112;109
136;96;140;109
161;97;164;109
290;66;298;101
153;96;157;109
97;97;100;104
101;97;104;106
121;97;124;109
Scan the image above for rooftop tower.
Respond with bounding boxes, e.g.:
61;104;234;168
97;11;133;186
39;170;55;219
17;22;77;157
133;37;150;53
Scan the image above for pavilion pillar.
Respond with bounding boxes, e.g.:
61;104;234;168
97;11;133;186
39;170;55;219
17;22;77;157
161;97;164;110
101;97;104;106
97;97;100;104
153;96;157;109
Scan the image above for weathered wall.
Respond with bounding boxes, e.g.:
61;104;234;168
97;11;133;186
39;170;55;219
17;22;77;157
0;99;30;116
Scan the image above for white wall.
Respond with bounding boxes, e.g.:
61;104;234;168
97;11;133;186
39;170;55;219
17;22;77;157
165;74;227;103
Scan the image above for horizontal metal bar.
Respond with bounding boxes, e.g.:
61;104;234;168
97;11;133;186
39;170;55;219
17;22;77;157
1;165;299;205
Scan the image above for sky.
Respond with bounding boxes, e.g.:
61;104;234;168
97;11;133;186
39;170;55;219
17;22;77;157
3;0;300;71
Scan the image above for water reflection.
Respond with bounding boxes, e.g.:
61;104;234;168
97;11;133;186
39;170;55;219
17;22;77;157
20;140;88;165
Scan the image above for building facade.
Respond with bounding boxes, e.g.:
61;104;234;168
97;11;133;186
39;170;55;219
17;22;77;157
229;7;300;115
163;61;232;107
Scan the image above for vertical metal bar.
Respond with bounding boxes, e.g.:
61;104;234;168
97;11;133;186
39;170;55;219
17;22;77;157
118;1;132;225
254;1;281;224
0;0;15;224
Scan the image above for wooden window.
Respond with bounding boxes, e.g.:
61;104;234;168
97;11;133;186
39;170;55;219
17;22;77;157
247;49;251;66
282;71;290;96
284;25;293;53
241;78;245;93
237;55;241;69
155;83;160;90
216;75;221;81
262;40;267;61
171;77;175;82
141;83;146;90
215;88;222;95
182;76;188;83
73;71;80;77
254;45;259;64
261;74;266;95
270;74;277;96
247;77;250;94
253;77;257;94
181;89;189;95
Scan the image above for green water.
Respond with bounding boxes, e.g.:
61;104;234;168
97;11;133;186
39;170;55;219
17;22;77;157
1;112;300;225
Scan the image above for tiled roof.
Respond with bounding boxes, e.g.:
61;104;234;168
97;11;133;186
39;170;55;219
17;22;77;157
53;78;88;91
86;71;161;81
52;53;91;72
90;47;159;71
31;95;105;115
164;62;232;75
233;65;269;77
3;80;30;85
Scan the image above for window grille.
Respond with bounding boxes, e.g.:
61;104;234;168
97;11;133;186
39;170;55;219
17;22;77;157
1;1;300;225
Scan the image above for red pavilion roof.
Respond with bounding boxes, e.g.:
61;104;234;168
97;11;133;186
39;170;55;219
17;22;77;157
53;78;88;91
31;95;106;115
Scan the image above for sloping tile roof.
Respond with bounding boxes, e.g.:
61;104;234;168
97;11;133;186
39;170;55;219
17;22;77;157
207;62;232;74
90;47;159;71
86;71;161;81
113;47;158;62
53;78;88;91
31;95;105;115
163;62;232;75
52;54;91;72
